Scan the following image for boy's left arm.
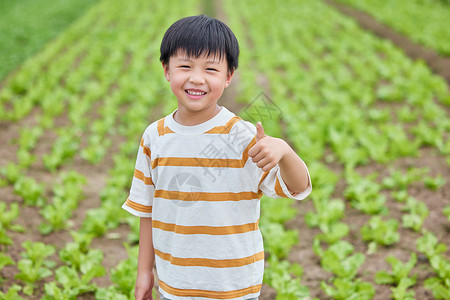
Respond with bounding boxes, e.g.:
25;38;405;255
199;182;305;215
248;122;310;195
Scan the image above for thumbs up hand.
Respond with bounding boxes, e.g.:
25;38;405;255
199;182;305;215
248;122;290;172
255;121;266;142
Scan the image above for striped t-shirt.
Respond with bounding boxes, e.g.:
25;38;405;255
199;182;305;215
122;106;312;300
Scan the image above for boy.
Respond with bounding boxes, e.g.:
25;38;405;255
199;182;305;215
122;15;312;300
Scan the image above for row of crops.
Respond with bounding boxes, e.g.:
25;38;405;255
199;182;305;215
0;0;449;299
0;0;98;79
334;0;450;56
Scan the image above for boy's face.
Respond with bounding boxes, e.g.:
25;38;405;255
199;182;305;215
163;51;233;114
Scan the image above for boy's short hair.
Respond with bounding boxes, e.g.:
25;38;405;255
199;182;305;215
160;15;239;74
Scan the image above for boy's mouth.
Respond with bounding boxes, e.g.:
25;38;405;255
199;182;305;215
185;89;207;96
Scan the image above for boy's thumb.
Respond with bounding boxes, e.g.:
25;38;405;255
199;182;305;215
255;122;265;142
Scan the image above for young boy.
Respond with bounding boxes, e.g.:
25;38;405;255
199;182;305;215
122;15;312;300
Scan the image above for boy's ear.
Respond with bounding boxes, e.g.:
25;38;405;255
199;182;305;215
224;69;235;88
162;62;170;81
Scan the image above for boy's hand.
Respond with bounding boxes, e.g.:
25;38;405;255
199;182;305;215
248;122;290;172
135;269;154;300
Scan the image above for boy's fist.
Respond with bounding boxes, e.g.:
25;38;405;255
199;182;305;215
135;270;154;300
248;122;289;172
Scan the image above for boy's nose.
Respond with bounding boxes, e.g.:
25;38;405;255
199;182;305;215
189;70;205;84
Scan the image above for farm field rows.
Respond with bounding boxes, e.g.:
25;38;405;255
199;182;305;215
0;0;449;299
334;0;450;56
0;0;99;80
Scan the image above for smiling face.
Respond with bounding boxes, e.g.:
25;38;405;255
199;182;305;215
163;51;234;124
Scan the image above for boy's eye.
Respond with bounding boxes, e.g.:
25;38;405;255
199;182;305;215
206;68;218;71
179;65;190;68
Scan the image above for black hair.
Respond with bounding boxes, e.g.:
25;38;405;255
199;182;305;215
160;15;239;74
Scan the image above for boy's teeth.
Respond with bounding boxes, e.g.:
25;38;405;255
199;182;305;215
187;90;206;96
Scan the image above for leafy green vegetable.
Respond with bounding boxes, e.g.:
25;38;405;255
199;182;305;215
261;223;299;259
264;256;310;300
69;231;95;253
16;127;44;151
43;263;104;299
0;202;24;232
444;206;450;222
315;222;350;244
429;255;450;285
317;240;365;279
305;199;345;228
424;276;450;300
15;259;53;295
16;148;36;169
391;277;416;300
382;167;428;190
401;197;429;232
344;172;389;215
125;215;140;244
261;197;298;224
321;277;375;300
40;171;87;234
0;284;25;300
82;206;117;237
43;134;80;171
0;253;14;284
423;174;446;191
14;241;56;294
109;256;138;298
81;135;111;164
0;226;12;245
361;216;399;252
95;286;128;300
0;253;14;270
0;162;23;184
13;176;46;206
416;231;447;258
375;253;417;285
59;242;104;272
391;190;409;203
39;198;74;234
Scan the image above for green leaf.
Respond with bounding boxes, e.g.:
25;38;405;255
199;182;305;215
0;284;25;300
316;222;349;244
444;206;450;222
21;240;55;267
0;227;13;245
320;241;365;279
375;271;395;285
0;253;14;270
95;286;128;300
416;231;447;258
391;277;416;300
423;175;446;191
424;277;450;300
361;216;399;246
321;278;375;300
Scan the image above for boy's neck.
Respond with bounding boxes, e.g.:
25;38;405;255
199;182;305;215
174;105;222;126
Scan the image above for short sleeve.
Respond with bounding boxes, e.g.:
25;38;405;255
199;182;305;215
122;129;155;217
258;157;312;201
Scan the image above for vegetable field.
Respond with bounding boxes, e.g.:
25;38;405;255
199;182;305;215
0;0;449;299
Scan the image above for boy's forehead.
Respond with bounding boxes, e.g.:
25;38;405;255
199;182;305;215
173;50;225;64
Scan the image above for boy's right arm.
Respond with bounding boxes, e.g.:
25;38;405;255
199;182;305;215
135;217;155;300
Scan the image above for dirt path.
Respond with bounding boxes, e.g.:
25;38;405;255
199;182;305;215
326;0;450;86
